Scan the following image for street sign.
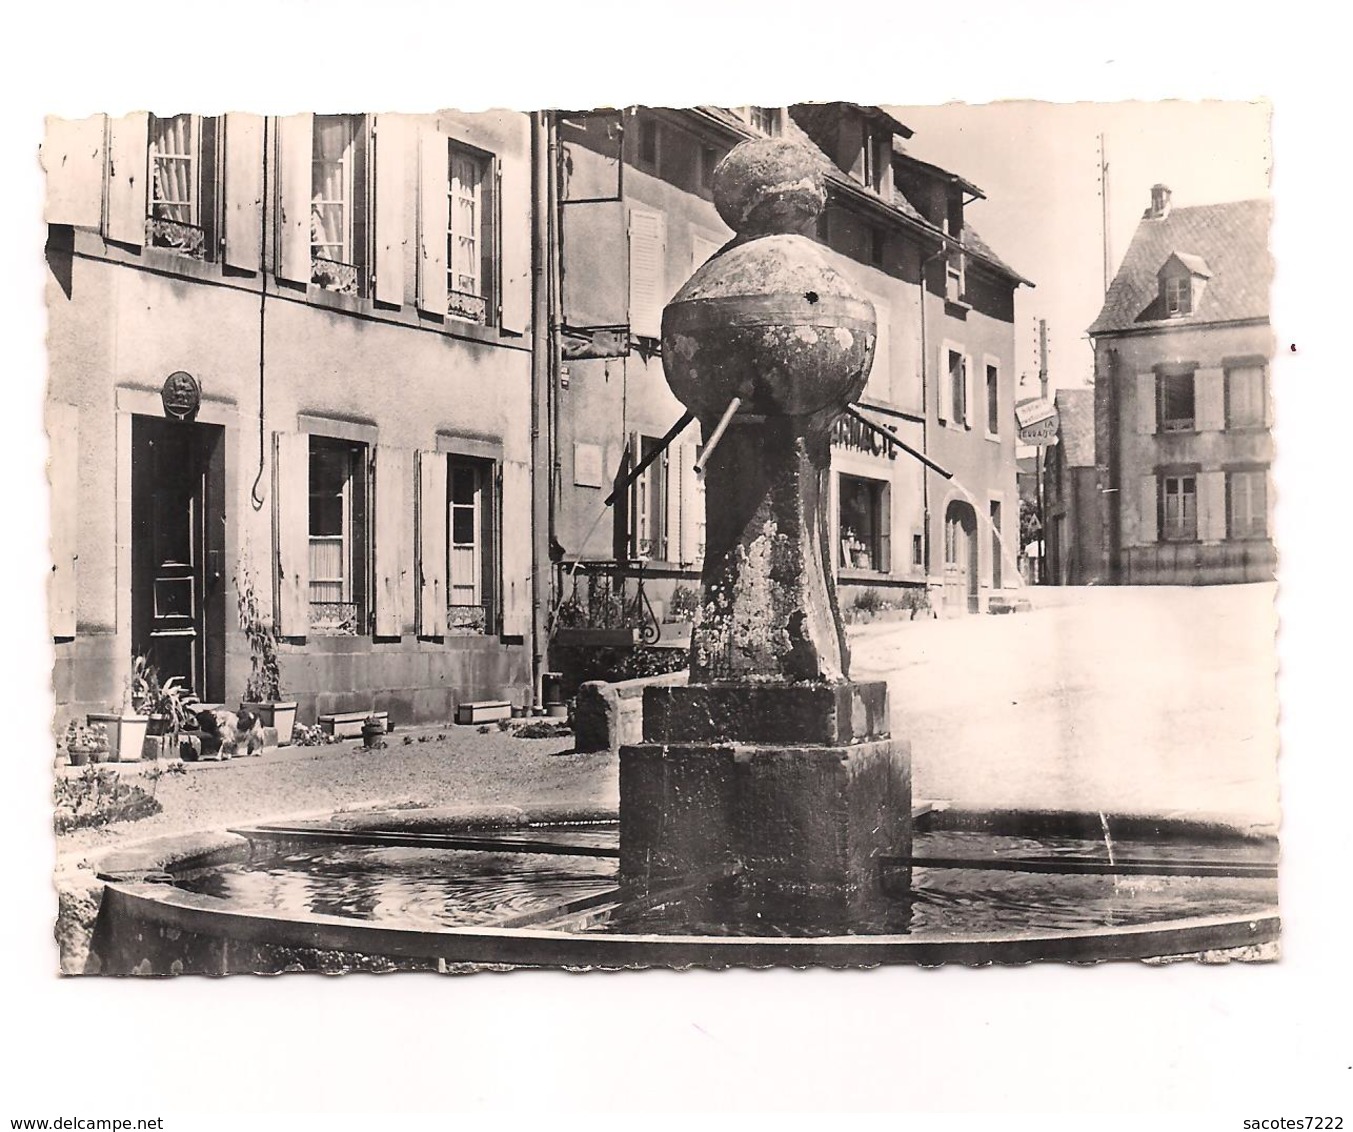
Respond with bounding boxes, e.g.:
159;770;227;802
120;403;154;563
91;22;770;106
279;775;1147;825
1015;397;1055;428
1018;415;1060;445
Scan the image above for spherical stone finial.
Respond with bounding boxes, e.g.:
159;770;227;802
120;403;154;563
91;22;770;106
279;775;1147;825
713;138;829;238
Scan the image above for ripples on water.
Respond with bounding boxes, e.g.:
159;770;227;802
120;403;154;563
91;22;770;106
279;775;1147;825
174;828;1277;938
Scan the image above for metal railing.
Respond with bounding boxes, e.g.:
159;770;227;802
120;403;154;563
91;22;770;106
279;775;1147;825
553;560;661;644
446;604;489;634
310;602;360;635
447;288;488;323
311;255;360;295
146;216;206;258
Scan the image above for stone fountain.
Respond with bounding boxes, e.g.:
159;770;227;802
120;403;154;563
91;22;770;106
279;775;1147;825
621;138;910;907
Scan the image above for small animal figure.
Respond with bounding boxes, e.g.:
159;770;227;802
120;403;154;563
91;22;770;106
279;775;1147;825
190;706;266;760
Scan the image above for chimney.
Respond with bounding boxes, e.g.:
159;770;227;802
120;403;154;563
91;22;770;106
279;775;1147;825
1147;183;1172;220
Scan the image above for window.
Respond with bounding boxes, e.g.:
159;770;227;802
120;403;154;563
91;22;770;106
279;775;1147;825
1226;363;1267;429
839;475;889;571
986;363;1000;436
738;107;782;136
148;114;210;258
1157;371;1195;433
949;350;968;427
1228;469;1268;539
912;533;924;568
869;226;885;267
637;118;660;167
447;143;495;324
311;115;362;295
632;437;667;560
700;145;718;191
447;457;497;632
1164;274;1192;317
945;251;966;303
309;437;368;634
1160;475;1197;542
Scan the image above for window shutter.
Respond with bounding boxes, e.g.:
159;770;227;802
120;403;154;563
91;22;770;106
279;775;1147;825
105;112;148;247
627;207;666;338
1195;367;1225;431
1262;368;1274;428
626;430;642;557
47;403;79;639
1136;373;1157;434
417;129;447;315
199;117;220;262
500;459;533;638
679;442;702;566
499;152;531;335
1138;475;1158;545
42;115;105;228
864;291;891;400
936;350;949;425
663;447;680;563
963;354;975;430
416;450;447;636
691;230;724;273
373;446;412;637
275;113;313;284
223;113;263;272
878;482;892;573
272;431;310;637
1199;470;1227;543
371;114;406;305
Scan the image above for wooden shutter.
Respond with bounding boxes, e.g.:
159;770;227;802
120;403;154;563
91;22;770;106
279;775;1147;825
936;350;949;424
865;291;891;400
1138;475;1158;545
663;447;680;563
963;354;975;430
1136;373;1157;434
1199;471;1227;543
273;431;311;637
679;442;702;565
275;113;313;284
499;150;531;334
43;115;105;228
878;482;892;573
627;207;666;338
626;430;642;557
373;114;406;305
691;230;724;273
373;446;411;637
105;112;148;247
223;113;263;272
500;459;533;638
1195;367;1225;431
417;129;447;315
1262;367;1274;428
47;403;79;639
416;449;447;636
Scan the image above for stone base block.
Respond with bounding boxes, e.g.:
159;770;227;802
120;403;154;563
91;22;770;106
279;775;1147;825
619;736;911;894
642;680;890;745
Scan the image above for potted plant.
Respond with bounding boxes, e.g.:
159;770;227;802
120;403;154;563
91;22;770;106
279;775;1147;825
360;714;386;750
135;661;200;759
87;660;151;763
235;556;298;745
62;720;108;767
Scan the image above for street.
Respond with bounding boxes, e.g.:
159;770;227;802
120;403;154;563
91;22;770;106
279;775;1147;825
853;582;1279;827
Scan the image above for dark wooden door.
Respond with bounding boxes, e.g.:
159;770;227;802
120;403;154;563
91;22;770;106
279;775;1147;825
131;417;225;700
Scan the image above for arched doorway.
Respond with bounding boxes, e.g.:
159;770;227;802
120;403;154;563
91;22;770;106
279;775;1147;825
943;499;979;615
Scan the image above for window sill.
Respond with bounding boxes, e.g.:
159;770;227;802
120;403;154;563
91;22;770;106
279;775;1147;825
839;566;893;581
985;431;1001;443
943;298;972;318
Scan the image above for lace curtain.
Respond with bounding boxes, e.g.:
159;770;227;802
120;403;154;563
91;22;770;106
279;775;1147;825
150;115;194;223
311;118;351;262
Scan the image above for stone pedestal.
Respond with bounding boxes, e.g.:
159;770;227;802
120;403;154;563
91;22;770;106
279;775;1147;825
619;681;911;895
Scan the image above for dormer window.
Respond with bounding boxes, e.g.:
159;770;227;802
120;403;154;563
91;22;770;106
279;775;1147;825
1164;274;1192;317
1157;252;1212;321
737;107;782;137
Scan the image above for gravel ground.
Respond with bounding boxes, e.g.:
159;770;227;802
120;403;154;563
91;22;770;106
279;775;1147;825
56;724;616;864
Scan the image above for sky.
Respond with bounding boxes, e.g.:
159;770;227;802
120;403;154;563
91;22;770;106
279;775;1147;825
888;100;1272;394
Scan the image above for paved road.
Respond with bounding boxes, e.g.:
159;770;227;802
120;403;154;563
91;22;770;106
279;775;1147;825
850;583;1280;828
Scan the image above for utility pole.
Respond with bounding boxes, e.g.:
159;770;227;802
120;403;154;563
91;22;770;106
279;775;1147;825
1036;319;1049;584
1098;133;1111;294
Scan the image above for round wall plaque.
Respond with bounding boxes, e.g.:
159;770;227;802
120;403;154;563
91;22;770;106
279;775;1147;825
161;371;201;420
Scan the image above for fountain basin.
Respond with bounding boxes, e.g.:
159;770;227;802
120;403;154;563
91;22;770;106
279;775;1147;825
84;804;1279;974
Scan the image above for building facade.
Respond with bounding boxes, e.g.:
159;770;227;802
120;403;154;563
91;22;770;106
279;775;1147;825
1089;187;1274;585
44;110;538;729
549;103;1030;629
1042;387;1099;585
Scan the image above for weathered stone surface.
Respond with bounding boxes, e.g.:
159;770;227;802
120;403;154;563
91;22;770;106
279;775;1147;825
642;681;889;745
573;681;620;753
619;737;910;893
711;137;829;237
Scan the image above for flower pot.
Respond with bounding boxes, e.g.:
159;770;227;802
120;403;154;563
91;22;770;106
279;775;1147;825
240;701;298;746
361;720;384;749
87;712;150;763
67;750;89;768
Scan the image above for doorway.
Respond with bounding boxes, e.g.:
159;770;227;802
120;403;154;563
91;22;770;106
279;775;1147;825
943;499;979;615
131;416;225;701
